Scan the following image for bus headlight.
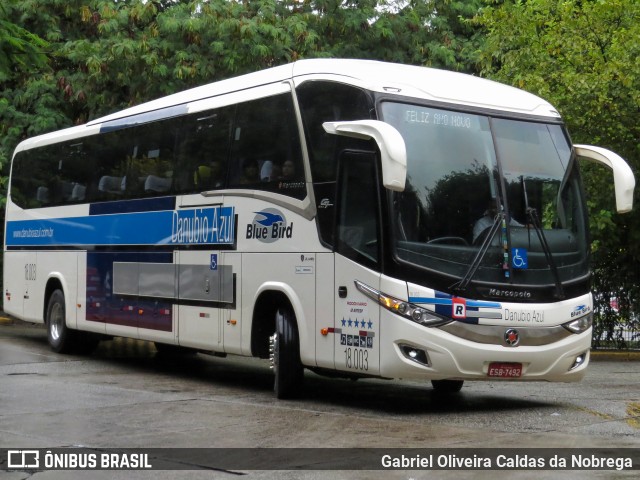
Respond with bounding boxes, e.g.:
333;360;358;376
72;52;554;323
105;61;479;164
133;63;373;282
355;280;451;327
563;312;593;334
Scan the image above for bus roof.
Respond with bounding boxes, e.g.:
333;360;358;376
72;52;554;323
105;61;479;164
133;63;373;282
89;59;559;127
291;59;559;118
16;59;560;152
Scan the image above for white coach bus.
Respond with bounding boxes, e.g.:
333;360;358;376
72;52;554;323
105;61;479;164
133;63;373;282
3;59;635;398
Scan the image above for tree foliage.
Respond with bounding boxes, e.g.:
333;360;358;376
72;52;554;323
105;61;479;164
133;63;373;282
1;0;483;171
0;3;49;83
2;0;639;346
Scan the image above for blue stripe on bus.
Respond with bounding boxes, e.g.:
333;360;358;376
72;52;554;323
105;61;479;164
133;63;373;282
6;206;235;247
409;296;502;310
89;196;176;215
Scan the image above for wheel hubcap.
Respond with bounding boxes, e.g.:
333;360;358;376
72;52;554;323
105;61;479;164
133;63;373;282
269;333;277;371
50;303;63;341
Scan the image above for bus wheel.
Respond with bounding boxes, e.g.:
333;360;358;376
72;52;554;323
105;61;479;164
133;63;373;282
431;379;464;393
46;289;77;354
270;306;303;399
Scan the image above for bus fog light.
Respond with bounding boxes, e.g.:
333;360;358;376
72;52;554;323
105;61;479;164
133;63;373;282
399;344;430;366
569;351;588;371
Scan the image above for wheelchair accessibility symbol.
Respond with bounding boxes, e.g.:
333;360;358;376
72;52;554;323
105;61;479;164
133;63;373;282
511;248;528;269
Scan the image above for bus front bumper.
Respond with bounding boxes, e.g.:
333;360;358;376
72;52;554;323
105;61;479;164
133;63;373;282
379;317;592;383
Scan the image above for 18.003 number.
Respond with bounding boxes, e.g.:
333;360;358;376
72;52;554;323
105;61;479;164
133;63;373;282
344;348;368;371
25;263;36;281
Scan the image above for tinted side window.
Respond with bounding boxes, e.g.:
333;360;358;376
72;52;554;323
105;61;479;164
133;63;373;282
296;81;373;182
10;125;176;208
85;122;177;202
90;128;150;201
174;107;234;193
11;140;99;208
296;81;374;247
10;149;55;208
337;152;381;270
10;92;306;209
228;93;305;200
122;121;177;198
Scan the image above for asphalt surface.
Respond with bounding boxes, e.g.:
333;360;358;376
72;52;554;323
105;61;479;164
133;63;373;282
1;317;639;480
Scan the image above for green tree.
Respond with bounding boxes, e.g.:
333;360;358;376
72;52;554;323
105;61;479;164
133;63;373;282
0;3;48;83
0;2;53;214
477;0;640;347
2;0;486;160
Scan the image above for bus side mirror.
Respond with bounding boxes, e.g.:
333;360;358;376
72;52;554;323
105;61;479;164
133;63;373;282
323;120;407;192
574;144;635;213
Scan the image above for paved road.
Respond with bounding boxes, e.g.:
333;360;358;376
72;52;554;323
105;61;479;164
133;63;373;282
0;320;639;479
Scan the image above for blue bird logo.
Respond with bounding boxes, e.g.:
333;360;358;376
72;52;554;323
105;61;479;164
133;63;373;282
254;211;284;226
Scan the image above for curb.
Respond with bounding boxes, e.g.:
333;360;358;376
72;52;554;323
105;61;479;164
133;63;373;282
590;350;640;362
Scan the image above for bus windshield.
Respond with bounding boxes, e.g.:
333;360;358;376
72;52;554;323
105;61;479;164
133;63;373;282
381;102;588;291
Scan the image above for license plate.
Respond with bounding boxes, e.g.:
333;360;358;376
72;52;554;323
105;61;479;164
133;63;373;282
488;362;522;378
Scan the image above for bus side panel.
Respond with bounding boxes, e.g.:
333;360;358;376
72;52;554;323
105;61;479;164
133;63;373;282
315;252;335;369
3;251;30;321
93;252;138;341
333;255;381;376
30;251;78;327
221;252;243;355
136;249;178;344
242;252;316;367
76;251;106;334
23;251;41;322
138;316;178;344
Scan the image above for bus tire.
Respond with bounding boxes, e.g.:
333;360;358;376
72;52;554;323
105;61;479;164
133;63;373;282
272;306;303;399
431;379;464;393
46;289;77;354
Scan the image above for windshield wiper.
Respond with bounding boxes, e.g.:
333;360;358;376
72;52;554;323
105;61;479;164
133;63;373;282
452;211;503;295
521;176;565;299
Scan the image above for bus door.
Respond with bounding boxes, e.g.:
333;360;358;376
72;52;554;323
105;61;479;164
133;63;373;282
175;249;225;351
334;151;382;376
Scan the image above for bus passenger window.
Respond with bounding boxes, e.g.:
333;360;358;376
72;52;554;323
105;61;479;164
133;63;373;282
122;121;176;197
91;131;130;201
238;158;261;185
229;93;305;199
175;107;232;193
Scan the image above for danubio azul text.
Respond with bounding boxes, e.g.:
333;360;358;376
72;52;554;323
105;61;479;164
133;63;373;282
171;207;234;245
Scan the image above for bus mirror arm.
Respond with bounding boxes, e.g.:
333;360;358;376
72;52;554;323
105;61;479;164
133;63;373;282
323;120;407;192
574;144;635;213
